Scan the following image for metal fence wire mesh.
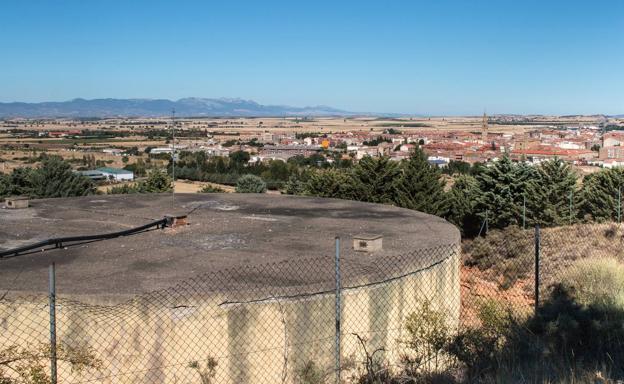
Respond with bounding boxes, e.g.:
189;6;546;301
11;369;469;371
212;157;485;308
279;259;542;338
2;223;624;383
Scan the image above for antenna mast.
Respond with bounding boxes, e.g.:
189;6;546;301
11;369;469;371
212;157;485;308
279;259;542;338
171;108;176;206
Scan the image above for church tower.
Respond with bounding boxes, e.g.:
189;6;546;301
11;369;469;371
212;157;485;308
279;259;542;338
481;112;488;142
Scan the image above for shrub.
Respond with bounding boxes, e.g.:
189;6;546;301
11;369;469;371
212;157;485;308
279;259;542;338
346;301;456;384
560;257;624;309
446;299;515;381
188;357;217;384
0;343;102;384
448;287;624;382
402;300;451;374
107;183;138;194
283;174;307;195
199;184;225;193
107;169;172;195
235;174;266;193
525;285;624;380
463;226;534;289
295;361;327;384
139;169;172;193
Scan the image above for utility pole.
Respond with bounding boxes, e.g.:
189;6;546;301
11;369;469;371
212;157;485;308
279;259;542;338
171;108;176;206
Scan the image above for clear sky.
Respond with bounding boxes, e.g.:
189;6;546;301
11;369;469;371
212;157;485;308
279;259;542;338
1;0;623;115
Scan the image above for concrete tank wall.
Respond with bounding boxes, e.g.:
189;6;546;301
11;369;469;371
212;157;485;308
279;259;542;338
0;248;460;384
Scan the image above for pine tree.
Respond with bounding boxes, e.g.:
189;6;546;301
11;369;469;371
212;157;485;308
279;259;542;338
474;156;537;229
29;156;94;198
283;169;313;195
303;168;356;199
350;156;400;204
0;173;9;198
0;167;35;197
392;148;446;215
137;169;173;193
579;167;624;222
443;174;481;236
525;158;578;226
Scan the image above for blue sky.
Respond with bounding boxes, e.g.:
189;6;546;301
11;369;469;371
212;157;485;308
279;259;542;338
1;0;623;115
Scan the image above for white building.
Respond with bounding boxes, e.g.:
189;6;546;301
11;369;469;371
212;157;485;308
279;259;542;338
558;142;583;150
150;147;173;154
102;148;124;156
96;167;134;181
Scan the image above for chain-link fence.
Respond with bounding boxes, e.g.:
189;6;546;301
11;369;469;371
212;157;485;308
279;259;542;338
2;223;624;383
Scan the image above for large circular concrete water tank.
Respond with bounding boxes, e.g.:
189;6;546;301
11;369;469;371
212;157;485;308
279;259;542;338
0;194;460;384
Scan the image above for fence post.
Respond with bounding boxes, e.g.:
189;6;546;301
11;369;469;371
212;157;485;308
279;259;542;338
523;195;526;229
569;191;573;225
49;263;58;384
334;236;341;384
534;226;540;314
618;186;621;224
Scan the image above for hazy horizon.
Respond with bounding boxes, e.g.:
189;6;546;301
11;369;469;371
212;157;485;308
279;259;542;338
0;97;620;118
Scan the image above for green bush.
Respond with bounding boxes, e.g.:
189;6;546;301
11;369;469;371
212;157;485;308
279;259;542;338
199;184;225;193
235;174;266;193
402;300;451;374
107;169;172;195
107;183;138;194
446;300;516;381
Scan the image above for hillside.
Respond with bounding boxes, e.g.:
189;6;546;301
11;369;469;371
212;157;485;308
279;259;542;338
460;223;624;320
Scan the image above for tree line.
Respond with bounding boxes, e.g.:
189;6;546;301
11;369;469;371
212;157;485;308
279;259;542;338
3;150;624;236
284;148;624;236
0;156;95;199
172;150;350;190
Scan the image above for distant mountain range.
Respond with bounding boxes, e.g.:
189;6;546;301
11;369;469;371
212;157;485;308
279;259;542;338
0;98;368;118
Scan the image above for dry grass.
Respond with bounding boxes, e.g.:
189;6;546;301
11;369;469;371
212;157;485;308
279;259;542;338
460;222;624;325
174;180;234;193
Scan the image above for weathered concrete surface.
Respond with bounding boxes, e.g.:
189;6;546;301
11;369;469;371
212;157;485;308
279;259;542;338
0;254;460;384
0;194;461;384
0;193;459;299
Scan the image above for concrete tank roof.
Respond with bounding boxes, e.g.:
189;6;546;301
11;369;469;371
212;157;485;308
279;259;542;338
0;194;459;300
